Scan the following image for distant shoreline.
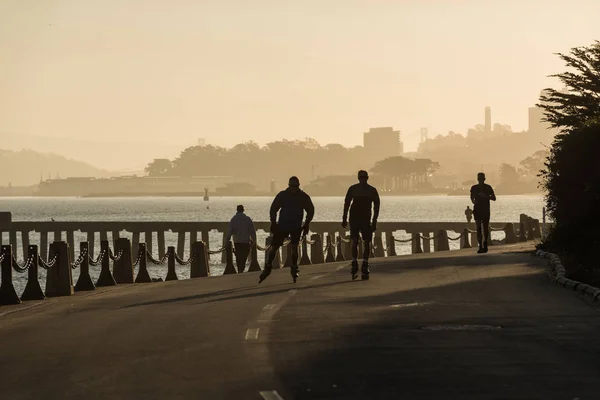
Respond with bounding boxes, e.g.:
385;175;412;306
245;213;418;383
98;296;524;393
0;191;544;199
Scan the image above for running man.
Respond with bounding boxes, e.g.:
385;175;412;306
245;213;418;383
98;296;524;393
342;170;380;280
259;176;314;284
470;172;496;253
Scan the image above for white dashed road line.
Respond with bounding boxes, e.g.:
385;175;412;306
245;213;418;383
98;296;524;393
259;390;285;400
245;328;260;340
310;275;323;280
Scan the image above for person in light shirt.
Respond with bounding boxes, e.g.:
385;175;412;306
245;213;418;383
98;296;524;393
225;205;257;273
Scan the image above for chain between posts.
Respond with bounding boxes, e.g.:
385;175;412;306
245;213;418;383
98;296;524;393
109;248;124;262
11;254;35;273
71;248;88;269
38;253;59;270
146;250;168;265
132;248;143;266
174;251;194;266
88;250;106;266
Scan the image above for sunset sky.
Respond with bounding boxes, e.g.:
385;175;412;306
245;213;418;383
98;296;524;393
1;0;599;170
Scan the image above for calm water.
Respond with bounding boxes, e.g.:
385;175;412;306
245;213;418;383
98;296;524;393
1;195;545;295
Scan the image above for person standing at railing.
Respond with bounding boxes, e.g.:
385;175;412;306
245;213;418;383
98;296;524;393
470;172;496;254
465;206;473;223
342;170;380;280
259;176;314;284
225;205;257;273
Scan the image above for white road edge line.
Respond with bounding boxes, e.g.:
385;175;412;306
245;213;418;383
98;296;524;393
259;390;285;400
263;304;276;310
336;265;347;271
245;328;260;340
310;275;323;280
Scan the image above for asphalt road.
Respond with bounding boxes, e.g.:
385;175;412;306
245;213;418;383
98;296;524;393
1;243;600;400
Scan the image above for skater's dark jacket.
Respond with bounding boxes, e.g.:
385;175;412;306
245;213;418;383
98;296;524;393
270;188;314;230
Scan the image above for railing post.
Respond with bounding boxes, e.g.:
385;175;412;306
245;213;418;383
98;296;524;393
67;230;75;262
335;238;345;261
299;236;312;266
9;230;17;259
248;241;262;272
310;233;325;265
158;231;166;260
96;240;116;287
387;233;397;256
21;245;46;301
411;233;423;254
434;230;450;252
190;241;211;278
284;242;294;267
325;235;335;263
114;238;134;284
40;231;49;261
542;207;547;239
342;235;352;260
75;242;96;292
86;231;95;258
177;232;185;259
202;231;210;260
223;241;236;274
132;232;140;260
165;247;178;281
145;231;154;255
373;232;385;258
135;243;152;283
271;238;282;269
519;221;527;242
21;231;30;261
422;232;431;253
0;245;21;305
45;241;74;297
532;219;542;239
460;229;471;249
504;223;517;244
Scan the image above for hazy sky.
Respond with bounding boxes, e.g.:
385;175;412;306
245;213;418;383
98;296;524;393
1;0;599;169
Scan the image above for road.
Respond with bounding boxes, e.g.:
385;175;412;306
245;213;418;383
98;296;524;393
1;243;600;399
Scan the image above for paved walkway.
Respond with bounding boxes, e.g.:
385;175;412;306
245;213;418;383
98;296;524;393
2;243;600;399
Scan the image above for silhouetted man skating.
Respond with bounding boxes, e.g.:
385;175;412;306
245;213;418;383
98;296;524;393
342;170;380;280
259;176;314;284
470;172;496;253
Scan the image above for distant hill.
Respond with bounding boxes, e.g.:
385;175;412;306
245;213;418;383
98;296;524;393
0;149;111;187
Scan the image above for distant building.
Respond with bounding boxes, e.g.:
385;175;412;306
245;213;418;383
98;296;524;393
363;127;403;161
197;138;206;146
484;106;491;133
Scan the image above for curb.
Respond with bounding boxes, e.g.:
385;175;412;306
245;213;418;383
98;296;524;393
535;249;600;302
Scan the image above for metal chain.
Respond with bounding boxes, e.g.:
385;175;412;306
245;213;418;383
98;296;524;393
447;233;464;241
146;250;167;265
71;248;88;269
174;252;194;266
109;248;124;262
132;248;144;266
88;250;105;266
12;254;35;273
38;253;59;270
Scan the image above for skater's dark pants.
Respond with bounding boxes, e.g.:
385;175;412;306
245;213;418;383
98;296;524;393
234;242;250;273
475;213;491;247
267;228;301;267
350;220;372;260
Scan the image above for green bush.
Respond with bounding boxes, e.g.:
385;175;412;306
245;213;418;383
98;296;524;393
539;120;600;280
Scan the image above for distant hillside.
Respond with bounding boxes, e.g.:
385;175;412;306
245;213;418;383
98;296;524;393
0;149;111;187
